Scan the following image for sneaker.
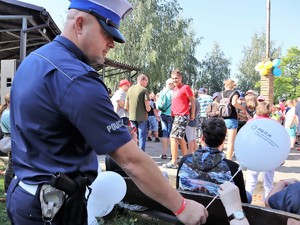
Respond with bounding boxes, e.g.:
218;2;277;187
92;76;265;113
154;137;160;142
147;137;152;141
160;154;167;159
162;162;178;169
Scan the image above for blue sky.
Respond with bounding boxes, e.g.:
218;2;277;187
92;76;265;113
21;0;300;75
177;0;300;75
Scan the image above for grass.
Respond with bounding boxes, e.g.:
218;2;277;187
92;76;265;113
0;171;171;225
0;167;10;225
99;208;172;225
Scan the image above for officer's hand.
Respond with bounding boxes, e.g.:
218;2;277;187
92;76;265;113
176;199;208;225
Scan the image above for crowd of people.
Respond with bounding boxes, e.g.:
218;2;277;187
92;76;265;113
0;0;299;224
108;71;300;222
106;71;300;223
115;75;300;164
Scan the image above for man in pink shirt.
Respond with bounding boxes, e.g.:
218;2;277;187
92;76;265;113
163;69;195;168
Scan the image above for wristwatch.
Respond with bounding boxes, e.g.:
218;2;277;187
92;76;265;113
228;210;246;221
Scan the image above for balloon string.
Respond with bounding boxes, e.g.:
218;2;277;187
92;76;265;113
205;167;242;209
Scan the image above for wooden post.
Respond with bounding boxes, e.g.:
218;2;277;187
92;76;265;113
260;60;274;105
260;0;274;105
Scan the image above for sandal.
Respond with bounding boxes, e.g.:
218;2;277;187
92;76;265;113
160;154;167;159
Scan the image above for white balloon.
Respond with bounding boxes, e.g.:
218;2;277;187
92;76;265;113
97;204;114;217
234;118;290;171
90;171;127;205
87;198;104;217
87;213;98;225
88;198;114;217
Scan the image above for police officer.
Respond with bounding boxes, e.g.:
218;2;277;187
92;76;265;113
7;0;208;224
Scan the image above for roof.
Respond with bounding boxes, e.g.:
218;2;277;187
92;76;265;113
0;0;60;60
99;58;140;78
0;0;139;77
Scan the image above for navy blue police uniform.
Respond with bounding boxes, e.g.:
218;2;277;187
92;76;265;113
7;35;131;224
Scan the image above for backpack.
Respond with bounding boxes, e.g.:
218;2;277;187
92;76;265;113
176;150;232;196
157;90;171;112
219;91;235;117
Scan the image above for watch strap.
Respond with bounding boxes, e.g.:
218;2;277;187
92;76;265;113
228;210;245;221
228;213;235;221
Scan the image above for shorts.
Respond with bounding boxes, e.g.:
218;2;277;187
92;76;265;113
170;115;189;139
286;125;297;138
224;118;238;129
148;115;158;131
186;125;197;141
160;114;173;138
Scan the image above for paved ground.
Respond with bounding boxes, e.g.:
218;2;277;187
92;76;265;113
98;140;300;182
1;139;298;205
98;139;300;206
1;139;299;183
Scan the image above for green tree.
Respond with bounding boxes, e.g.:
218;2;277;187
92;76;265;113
277;47;300;100
236;32;282;92
197;43;231;94
274;76;293;103
106;0;200;93
182;30;202;89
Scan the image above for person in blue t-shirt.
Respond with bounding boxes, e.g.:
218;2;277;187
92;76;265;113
157;78;174;159
147;92;160;142
265;178;300;215
0;92;13;194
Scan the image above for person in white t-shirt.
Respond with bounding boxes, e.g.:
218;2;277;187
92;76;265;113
111;79;132;125
284;100;298;149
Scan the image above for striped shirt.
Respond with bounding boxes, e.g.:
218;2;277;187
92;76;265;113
197;94;213;117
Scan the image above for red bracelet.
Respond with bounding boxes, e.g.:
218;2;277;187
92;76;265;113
130;127;137;135
280;180;288;187
173;198;187;216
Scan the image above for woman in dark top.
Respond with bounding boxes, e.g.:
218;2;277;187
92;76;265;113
219;79;249;160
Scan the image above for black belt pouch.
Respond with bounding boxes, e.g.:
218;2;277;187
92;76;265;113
51;174;88;225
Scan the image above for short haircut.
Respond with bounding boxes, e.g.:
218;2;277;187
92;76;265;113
171;68;182;77
256;102;270;116
165;78;173;86
201;117;227;147
137;74;148;82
